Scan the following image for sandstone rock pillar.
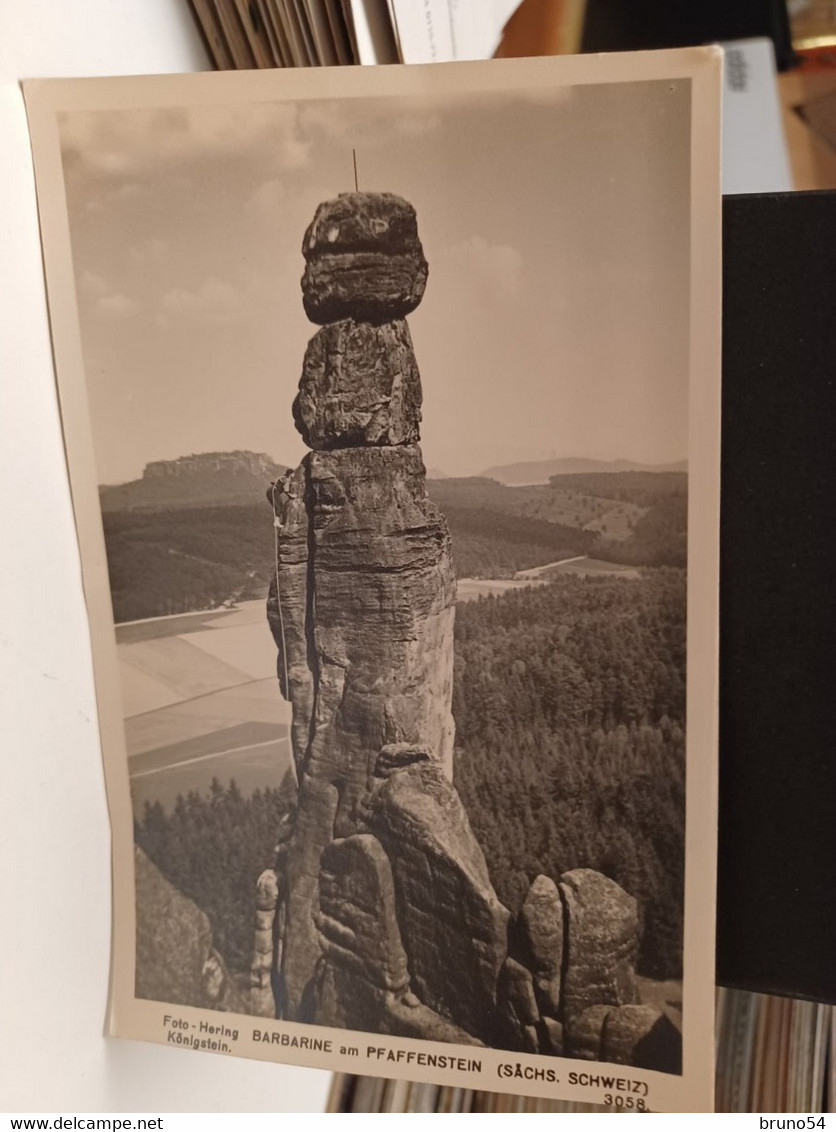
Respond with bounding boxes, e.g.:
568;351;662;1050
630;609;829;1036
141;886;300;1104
270;192;456;1018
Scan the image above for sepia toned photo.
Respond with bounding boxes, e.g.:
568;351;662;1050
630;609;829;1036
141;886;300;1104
25;52;721;1111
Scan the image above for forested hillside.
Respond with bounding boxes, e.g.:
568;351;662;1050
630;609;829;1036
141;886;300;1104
481;457;687;485
453;569;686;980
546;470;686;505
595;493;687;568
103;505;272;622
428;476;641;537
103;499;596;620
441;504;595;578
429;473;687;562
568;474;687;569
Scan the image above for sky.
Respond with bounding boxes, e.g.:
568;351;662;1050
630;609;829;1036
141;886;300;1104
59;76;691;484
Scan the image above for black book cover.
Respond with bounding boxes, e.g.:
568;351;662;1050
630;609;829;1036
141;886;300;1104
718;191;836;1004
582;0;796;71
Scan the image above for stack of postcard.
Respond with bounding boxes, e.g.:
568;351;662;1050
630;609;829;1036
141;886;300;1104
187;0;524;68
328;991;834;1112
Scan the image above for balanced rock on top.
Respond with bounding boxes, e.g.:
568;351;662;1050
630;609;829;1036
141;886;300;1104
301;192;428;324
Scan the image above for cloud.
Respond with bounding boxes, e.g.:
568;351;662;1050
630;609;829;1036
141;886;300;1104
442;235;523;301
79;271;141;317
80;270;107;297
297;99;443;154
247;179;286;215
159;276;244;323
97;293;141;318
114;181;145;200
59;103;311;184
129;237;168;266
395;111;444;137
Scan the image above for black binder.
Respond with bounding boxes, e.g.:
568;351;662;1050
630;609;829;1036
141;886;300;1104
717;191;836;1004
581;0;796;71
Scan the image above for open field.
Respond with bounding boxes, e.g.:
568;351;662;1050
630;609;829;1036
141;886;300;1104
456;577;549;601
117;600;292;813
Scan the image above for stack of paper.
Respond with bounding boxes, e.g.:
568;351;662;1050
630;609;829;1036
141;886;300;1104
187;0;522;68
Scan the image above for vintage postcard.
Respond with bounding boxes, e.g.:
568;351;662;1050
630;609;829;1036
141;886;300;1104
24;50;721;1111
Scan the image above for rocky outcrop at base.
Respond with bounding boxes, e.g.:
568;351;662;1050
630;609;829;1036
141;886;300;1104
558;869;640;1027
135;847;243;1013
365;755;509;1043
517;874;564;1018
250;868;280;1018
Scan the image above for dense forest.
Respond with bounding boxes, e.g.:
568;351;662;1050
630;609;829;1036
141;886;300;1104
452;568;686;980
137;567;686;983
135;774;296;974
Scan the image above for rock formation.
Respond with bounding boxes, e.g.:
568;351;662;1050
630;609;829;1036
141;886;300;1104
558;869;640;1028
300;193;428;325
253;191;678;1071
365;752;509;1042
135;847;244;1013
249;867;280;1018
265;191;456;1023
517;874;564;1018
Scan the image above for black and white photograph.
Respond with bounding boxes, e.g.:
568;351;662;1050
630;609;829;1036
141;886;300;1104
24;52;721;1111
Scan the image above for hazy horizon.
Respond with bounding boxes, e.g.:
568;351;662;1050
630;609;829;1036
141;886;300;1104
60;77;692;484
97;448;689;488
